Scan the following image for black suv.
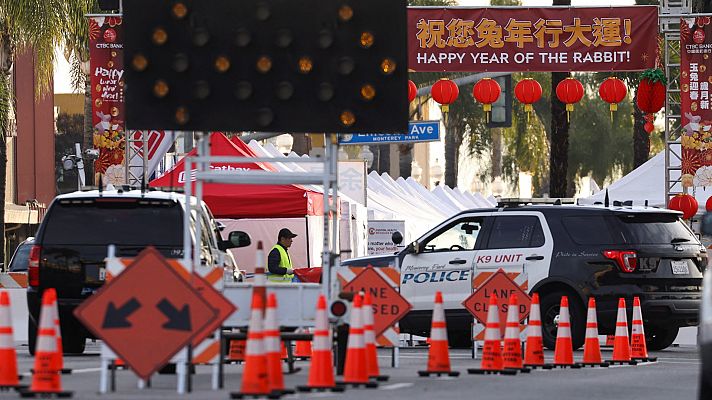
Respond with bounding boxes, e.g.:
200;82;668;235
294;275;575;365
341;205;705;350
27;189;249;354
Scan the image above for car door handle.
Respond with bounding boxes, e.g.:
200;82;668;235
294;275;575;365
526;255;544;261
449;259;467;265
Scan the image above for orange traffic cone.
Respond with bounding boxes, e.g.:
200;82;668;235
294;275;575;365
0;290;25;391
581;298;609;367
606;298;637;366
47;290;71;375
230;293;270;399
297;295;344;393
339;294;378;388
523;293;552;370
631;297;656;362
264;293;294;397
20;289;72;397
502;294;530;373
553;296;581;369
363;292;388;381
468;293;516;375
418;291;459;377
294;329;312;360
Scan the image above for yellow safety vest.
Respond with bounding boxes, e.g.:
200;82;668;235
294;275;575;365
268;245;294;283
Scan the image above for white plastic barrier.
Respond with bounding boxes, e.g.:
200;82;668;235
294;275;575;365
6;288;28;342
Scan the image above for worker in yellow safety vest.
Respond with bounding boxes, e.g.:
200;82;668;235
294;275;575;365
267;228;297;283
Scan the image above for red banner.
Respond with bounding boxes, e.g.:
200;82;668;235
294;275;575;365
681;17;712;187
408;6;658;72
89;16;125;185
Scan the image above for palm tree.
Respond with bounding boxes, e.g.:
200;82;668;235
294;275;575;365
0;0;65;263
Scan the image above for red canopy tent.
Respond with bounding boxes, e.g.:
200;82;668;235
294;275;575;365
149;133;323;219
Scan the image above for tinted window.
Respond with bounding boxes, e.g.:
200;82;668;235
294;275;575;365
562;215;622;245
9;243;31;272
487;216;544;249
617;213;698;244
41;200;183;246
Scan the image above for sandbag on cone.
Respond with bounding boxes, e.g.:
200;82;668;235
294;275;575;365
606;298;637;366
0;290;25;391
264;293;294;397
581;298;609;367
553;296;581;369
363;292;388;381
503;294;530;372
418;291;459;377
523;293;552;369
20;289;72;398
297;295;344;393
468;293;516;375
339;294;378;388
230;294;270;399
631;297;656;362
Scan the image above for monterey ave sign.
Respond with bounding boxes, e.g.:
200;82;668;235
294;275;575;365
339;121;440;145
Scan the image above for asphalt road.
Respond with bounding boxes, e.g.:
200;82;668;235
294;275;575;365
8;342;702;400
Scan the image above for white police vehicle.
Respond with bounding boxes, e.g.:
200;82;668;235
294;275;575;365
342;203;705;350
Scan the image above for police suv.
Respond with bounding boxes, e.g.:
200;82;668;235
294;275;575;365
341;204;705;350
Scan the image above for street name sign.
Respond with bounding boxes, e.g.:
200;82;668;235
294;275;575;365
74;247;218;380
339;121;440;145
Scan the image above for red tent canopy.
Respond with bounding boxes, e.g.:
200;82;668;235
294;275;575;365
150;133;323;218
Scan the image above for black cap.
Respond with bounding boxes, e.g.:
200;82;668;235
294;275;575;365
278;228;298;239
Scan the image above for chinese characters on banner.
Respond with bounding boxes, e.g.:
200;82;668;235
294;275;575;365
89;16;125;185
680;17;712;187
408;6;658;72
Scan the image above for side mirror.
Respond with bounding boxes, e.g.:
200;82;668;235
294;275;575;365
219;231;251;250
391;231;403;246
406;241;420;254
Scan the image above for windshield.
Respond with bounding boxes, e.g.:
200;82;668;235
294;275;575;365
41;200;183;246
616;213;698;245
9;242;31;272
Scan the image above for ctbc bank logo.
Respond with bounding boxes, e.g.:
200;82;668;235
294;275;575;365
177;165;253;183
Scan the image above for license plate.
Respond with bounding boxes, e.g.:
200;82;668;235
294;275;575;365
671;260;690;275
99;267;106;281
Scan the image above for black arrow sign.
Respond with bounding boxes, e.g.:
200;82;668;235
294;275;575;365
102;298;141;329
157;299;191;331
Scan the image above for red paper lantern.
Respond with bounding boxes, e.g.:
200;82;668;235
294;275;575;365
668;194;699;219
644;114;655;134
514;78;542;122
472;78;501;121
408;80;417;103
637;78;665;114
598;77;627;115
555;77;584;121
431;78;459;113
706;196;712;212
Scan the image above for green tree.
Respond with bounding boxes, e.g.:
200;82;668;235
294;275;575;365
0;0;66;263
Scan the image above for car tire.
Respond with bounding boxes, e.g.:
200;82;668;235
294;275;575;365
62;323;86;354
645;325;679;351
28;316;37;356
540;291;586;351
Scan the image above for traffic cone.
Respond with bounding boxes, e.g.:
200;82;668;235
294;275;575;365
362;292;388;381
47;290;71;375
418;291;459;377
253;241;267;310
606;298;637;366
523;293;552;369
20;289;72;398
297;295;344;393
0;290;25;391
468;293;516;375
553;296;581;368
264;293;294;397
339;294;378;388
294;329;312;360
581;298;609;367
230;293;270;399
502;294;529;373
631;297;656;362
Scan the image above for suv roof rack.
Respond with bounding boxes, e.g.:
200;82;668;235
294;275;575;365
497;198;576;208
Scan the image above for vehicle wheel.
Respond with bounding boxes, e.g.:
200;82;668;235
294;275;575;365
540;291;586;351
28;316;37;356
645;326;679;351
62;323;86;354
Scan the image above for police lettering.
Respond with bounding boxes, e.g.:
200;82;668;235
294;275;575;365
402;270;470;284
